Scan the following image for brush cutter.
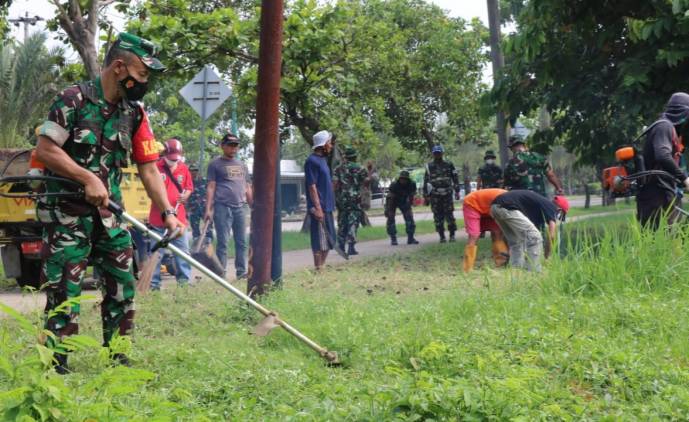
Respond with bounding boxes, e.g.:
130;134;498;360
0;175;341;365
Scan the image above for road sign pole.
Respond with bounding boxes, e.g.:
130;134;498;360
199;66;209;172
231;94;238;135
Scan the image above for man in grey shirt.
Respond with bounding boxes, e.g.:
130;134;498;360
205;133;253;279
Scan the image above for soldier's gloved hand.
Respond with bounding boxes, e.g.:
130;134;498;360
85;175;109;208
683;177;689;192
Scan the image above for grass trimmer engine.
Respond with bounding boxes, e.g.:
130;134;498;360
602;146;646;198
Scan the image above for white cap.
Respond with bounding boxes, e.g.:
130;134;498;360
312;130;332;149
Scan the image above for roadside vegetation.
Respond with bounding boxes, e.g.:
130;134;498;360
2;212;688;419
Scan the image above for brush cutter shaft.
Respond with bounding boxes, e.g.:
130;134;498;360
116;208;332;358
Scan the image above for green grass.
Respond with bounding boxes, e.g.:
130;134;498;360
251;203;634;254
2;212;689;419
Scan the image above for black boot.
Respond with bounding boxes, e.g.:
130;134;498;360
53;353;70;375
390;235;398;246
439;231;446;243
407;234;419;245
111;353;131;367
347;243;358;256
449;231;456;242
337;239;345;252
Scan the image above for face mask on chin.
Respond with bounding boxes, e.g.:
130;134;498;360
485;159;495;165
118;64;149;102
164;158;178;168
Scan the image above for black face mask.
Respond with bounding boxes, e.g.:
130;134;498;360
118;65;149;102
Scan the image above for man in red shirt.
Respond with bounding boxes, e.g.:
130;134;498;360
148;138;194;289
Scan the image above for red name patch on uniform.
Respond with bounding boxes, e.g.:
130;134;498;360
131;107;159;164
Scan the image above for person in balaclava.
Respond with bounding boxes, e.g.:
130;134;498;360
637;92;689;229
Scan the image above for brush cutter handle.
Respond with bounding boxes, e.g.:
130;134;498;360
116;208;340;364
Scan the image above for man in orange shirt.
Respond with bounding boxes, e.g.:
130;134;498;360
461;188;508;272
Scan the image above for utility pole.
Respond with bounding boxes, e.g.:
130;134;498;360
9;12;44;42
248;0;284;297
486;0;509;166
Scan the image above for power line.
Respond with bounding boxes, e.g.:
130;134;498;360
8;11;44;42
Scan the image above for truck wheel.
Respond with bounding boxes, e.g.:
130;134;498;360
16;256;41;289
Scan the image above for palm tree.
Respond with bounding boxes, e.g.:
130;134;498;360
0;32;64;148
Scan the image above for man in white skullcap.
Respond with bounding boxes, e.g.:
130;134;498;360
304;130;336;270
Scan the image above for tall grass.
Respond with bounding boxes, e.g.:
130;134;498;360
544;214;689;295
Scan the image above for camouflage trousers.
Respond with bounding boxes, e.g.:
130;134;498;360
41;216;135;349
386;203;416;236
337;208;362;245
430;194;456;233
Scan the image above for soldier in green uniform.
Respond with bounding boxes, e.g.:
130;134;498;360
423;144;460;242
34;33;183;373
477;150;503;189
333;146;368;255
188;165;213;247
503;136;563;196
386;170;419;245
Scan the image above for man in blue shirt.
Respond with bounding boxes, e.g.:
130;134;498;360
305;130;336;270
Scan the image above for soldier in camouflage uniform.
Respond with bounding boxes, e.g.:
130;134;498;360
34;33;181;374
477;150;503;189
503;136;563;196
188;165;213;247
333;146;368;255
423;145;460;242
386;170;419;245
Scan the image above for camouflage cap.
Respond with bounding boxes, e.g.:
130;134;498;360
114;32;165;71
484;150;497;159
344;146;357;158
399;170;410;179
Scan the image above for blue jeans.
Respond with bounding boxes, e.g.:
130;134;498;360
151;227;192;289
214;204;248;277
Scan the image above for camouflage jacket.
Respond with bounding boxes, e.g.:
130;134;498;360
188;177;208;219
423;160;460;197
333;161;367;211
478;163;503;188
503;151;551;196
387;179;417;207
35;77;159;236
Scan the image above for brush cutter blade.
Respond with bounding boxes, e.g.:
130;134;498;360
253;313;281;336
322;350;341;366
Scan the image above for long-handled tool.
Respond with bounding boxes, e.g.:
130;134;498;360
0;175;340;365
109;201;340;364
136;200;182;293
190;218;224;276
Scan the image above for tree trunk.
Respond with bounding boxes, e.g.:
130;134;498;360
584;183;590;209
487;0;509;165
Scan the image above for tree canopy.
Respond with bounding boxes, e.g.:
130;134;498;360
491;0;689;166
128;0;489;166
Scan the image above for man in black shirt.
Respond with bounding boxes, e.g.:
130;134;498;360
385;170;419;245
637;93;689;229
490;190;566;271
